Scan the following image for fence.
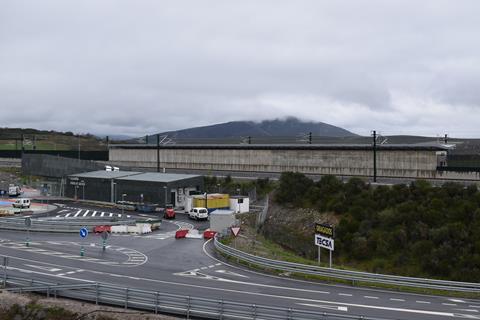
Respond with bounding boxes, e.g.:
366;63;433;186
1;274;392;320
214;237;480;293
0;216;137;233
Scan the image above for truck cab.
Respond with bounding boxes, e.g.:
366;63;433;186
163;204;175;219
8;185;21;197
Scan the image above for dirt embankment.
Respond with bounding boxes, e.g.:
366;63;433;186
0;291;179;320
261;201;338;260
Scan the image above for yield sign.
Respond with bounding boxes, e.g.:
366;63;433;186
231;227;240;237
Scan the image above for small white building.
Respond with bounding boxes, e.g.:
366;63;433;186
209;209;236;233
229;196;249;213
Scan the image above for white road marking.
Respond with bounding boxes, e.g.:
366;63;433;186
6;260;477;319
118;214;121;217
450;299;466;303
100;212;105;217
416;301;431;304
364;296;379;299
215;270;249;278
74;210;82;217
83;210;90;217
109;213;113;217
57;209;68;213
338;293;352;297
390;298;405;302
24;264;62;272
92;211;97;217
470;306;480;309
299;303;348;312
65;212;72;217
443;303;458;306
455;309;479;313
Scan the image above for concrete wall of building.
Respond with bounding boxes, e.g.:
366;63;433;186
110;147;443;179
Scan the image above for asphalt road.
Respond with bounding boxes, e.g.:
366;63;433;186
1;203;479;320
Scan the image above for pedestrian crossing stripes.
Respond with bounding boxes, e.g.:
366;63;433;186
55;207;131;219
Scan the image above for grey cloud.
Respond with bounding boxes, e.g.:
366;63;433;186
1;0;480;136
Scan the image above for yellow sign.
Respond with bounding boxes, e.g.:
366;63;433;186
315;223;334;238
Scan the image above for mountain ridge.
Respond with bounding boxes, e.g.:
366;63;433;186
150;117;357;140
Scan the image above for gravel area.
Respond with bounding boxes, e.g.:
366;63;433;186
0;291;180;320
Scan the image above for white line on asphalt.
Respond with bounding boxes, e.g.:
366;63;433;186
364;296;379;299
118;214;121;217
390;298;405;302
338;293;352;297
443;303;457;306
297;303;459;318
74;210;82;217
455;309;479;313
24;264;62;272
58;209;68;213
5;262;471;319
83;210;90;217
298;303;348;312
416;301;431;304
65;212;72;217
92;211;97;217
449;299;466;303
471;306;480;308
109;213;113;217
100;212;105;217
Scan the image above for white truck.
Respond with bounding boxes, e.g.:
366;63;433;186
12;198;31;209
188;207;209;221
8;185;21;197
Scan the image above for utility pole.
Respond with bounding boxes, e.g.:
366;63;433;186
372;130;377;183
444;134;448;144
156;134;160;172
78;135;81;160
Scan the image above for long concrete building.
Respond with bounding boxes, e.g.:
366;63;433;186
108;144;480;181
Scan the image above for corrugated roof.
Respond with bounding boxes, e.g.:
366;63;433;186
117;172;201;183
69;170;141;179
69;170;201;182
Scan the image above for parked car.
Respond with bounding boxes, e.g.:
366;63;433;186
188;207;208;221
12;198;30;209
163;204;175;219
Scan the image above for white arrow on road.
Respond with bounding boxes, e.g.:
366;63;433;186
24;264;62;272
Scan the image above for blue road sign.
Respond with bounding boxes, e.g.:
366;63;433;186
79;227;88;238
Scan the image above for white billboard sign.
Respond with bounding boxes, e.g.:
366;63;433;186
315;234;334;251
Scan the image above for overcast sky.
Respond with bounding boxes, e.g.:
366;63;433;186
1;1;480;137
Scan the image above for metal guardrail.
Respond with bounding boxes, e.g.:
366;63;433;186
214;237;480;293
1;275;392;320
0;217;137;233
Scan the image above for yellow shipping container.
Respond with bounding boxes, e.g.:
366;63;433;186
193;194;230;208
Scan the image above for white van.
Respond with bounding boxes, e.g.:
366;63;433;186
188;207;208;220
12;198;31;209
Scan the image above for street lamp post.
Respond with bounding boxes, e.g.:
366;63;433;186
204;192;208;213
163;186;168;207
121;193;126;216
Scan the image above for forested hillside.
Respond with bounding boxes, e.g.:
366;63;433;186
268;172;480;282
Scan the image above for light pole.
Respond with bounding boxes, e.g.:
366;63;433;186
121;193;126;216
163;186;168;206
204;192;208;212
